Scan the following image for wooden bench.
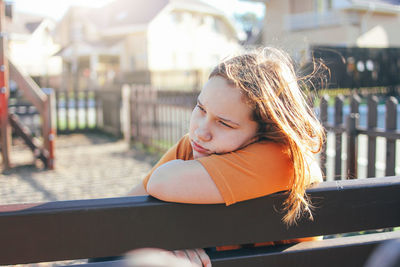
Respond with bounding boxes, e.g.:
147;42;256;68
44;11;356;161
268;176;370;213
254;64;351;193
0;176;399;267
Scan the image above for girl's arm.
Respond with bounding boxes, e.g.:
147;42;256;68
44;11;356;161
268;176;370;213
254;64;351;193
127;182;149;196
146;159;224;204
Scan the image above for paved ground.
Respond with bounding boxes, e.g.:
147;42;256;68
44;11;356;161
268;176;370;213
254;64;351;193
1;132;160;267
0;132;158;205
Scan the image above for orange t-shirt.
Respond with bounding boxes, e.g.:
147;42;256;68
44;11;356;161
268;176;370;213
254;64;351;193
143;134;322;201
142;134;322;248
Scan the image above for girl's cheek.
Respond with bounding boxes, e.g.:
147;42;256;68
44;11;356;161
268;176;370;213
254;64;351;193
189;111;198;127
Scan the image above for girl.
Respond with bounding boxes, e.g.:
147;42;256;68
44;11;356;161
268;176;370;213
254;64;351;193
129;47;325;266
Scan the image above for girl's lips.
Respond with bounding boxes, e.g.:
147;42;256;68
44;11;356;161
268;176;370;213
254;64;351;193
191;141;209;154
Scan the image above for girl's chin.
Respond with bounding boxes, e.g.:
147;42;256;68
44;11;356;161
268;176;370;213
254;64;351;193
193;151;209;159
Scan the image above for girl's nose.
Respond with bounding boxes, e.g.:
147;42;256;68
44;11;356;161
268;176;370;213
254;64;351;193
195;124;212;142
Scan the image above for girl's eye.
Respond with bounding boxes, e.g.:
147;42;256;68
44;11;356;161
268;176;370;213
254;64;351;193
197;104;206;113
219;121;233;129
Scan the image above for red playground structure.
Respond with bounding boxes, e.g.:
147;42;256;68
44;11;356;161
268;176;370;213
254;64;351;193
0;0;55;170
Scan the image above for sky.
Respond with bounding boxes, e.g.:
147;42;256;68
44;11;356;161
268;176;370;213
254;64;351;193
13;0;265;21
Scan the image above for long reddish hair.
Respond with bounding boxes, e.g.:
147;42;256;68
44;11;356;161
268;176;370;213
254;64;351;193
209;47;325;225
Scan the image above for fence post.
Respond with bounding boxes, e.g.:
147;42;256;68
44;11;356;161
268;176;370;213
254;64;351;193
150;86;158;148
137;85;144;144
346;94;360;179
319;95;329;178
130;85;137;141
334;95;344;180
367;95;378;178
65;91;70;130
75;90;79;130
55;91;60;131
42;88;56;169
95;90;102;130
121;84;131;145
84;90;89;129
385;97;397;176
0;0;11;169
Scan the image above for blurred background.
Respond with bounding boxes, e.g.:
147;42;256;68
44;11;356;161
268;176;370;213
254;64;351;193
1;0;400;204
9;0;265;91
8;0;400;91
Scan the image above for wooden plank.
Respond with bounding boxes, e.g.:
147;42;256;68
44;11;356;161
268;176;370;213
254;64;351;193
75;90;80;129
8;114;47;165
209;231;400;267
55;91;61;130
66;91;70;130
143;85;151;146
334;95;344;180
151;87;158;148
8;60;46;113
0;0;11;169
131;86;138;141
136;86;144;144
98;89;122;137
385;97;397;176
64;231;400;267
0;176;399;265
319;95;328;177
94;90;103;129
84;90;89;129
44;89;56;169
121;85;131;144
367;95;378;178
346;95;360;179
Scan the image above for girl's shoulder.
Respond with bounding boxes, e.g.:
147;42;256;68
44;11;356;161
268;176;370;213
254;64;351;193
243;141;323;184
241;140;290;155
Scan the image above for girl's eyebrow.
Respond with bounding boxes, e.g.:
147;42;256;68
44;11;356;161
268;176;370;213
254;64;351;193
197;98;240;126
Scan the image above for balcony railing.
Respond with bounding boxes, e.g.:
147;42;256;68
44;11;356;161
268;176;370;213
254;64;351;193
285;10;360;31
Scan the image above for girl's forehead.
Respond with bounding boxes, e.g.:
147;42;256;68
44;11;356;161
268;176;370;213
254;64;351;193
199;76;252;120
200;76;242;102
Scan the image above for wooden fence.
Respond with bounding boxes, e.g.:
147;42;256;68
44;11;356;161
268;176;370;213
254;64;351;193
18;88;122;136
123;85;400;181
127;85;197;151
319;94;400;180
18;85;400;180
54;90;97;133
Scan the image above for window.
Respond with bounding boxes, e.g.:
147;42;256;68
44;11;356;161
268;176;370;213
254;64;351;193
171;11;183;24
314;0;333;13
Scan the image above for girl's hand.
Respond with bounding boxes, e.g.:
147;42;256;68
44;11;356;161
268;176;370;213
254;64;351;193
173;248;212;267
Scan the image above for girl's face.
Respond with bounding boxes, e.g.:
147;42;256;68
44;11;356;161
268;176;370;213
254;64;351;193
189;76;258;159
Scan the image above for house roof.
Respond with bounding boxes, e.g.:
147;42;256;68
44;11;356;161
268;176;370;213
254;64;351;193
81;0;232;30
376;0;400;5
69;0;237;38
347;0;400;13
54;0;238;54
5;12;46;35
55;37;124;60
87;0;169;28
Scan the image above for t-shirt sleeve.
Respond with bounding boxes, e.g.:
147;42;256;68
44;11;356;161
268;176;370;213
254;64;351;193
142;134;193;188
196;142;294;205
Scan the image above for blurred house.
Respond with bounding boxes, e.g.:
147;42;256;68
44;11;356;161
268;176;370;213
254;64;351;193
246;0;400;63
6;11;62;89
54;0;240;91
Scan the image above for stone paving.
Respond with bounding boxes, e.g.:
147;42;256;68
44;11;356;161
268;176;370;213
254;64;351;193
0;133;161;267
0;133;158;205
0;132;159;266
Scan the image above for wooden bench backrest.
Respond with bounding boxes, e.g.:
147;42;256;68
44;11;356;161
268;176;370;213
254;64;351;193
0;176;399;265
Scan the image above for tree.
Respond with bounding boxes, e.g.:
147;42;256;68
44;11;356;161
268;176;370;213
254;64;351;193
234;12;260;33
